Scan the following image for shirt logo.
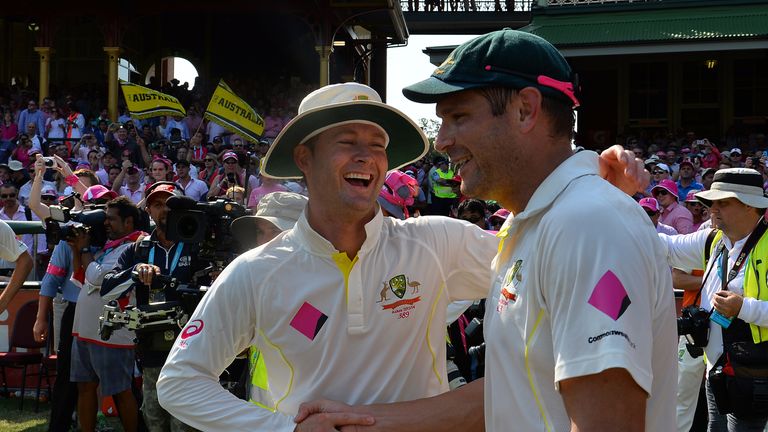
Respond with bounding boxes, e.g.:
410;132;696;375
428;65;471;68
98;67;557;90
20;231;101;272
177;319;204;349
497;260;523;312
180;319;204;340
588;270;631;321
290;302;328;341
378;274;422;320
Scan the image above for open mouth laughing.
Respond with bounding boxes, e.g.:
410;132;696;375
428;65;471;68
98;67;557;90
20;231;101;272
344;172;373;188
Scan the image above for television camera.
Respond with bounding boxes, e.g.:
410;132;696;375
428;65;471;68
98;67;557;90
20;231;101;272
99;196;248;343
45;198;108;248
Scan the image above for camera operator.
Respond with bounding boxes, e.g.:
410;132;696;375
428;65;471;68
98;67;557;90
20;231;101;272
101;182;204;432
659;168;768;430
70;195;145;432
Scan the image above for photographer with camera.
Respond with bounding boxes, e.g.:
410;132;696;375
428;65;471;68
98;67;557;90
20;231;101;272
32;183;123;432
68;195;145;432
206;152;257;200
28;154;90;221
101;182;203;432
660;168;768;431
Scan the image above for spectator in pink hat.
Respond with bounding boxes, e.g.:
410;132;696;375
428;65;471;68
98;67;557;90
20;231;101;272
683;190;707;231
488;208;510;231
639;197;677;235
652;179;694;234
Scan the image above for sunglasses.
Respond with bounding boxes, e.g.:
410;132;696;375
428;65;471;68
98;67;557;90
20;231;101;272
654;189;669;196
1;193;17;198
205;159;215;163
224;160;238;165
233;144;244;147
652;170;666;175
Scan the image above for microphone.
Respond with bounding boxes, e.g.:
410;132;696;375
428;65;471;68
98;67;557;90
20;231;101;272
166;195;198;210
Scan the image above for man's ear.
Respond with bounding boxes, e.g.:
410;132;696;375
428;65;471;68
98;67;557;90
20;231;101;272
294;145;311;175
516;87;543;134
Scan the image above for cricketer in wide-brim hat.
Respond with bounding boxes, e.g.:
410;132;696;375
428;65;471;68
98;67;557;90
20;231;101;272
696;168;768;209
261;82;430;179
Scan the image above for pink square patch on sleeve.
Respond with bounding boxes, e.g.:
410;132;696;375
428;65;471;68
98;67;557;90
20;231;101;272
587;270;632;321
290;302;328;341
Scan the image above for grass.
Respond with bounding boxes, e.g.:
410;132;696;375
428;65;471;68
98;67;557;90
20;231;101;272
0;396;124;432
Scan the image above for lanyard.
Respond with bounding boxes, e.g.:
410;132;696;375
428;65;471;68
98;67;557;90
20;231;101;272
712;218;768;292
148;242;184;275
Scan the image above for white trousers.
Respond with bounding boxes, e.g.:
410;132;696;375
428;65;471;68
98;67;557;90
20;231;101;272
678;336;706;432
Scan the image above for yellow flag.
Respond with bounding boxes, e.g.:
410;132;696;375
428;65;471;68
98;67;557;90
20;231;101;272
204;80;264;142
119;81;186;119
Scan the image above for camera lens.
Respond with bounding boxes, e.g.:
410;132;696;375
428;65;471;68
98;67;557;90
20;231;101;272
44;157;55;167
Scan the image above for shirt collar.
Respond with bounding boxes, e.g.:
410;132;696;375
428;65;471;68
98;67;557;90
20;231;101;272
292;206;383;257
662;200;678;215
514;150;599;222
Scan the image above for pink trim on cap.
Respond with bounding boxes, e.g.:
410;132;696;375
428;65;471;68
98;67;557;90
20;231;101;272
537;75;580;108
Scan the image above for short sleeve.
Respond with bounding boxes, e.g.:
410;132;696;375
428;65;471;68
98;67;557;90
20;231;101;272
0;220;27;262
538;204;664;395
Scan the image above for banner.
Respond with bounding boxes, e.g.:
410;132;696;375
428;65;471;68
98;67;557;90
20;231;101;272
204;80;264;141
119;81;186;119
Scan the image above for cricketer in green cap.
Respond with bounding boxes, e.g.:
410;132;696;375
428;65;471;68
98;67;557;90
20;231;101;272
395;28;675;432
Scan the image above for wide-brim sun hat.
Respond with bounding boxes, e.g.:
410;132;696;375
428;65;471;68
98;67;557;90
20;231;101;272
652;178;679;200
261;82;429;179
231;192;308;249
696;168;768;209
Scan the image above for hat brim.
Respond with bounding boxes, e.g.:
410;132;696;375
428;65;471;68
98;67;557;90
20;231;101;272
231;216;294;250
377;197;405;220
651;184;678;199
695;189;768;209
403;77;489;104
261;101;429;179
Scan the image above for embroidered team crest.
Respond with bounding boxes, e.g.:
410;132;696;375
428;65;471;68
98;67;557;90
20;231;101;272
379;274;422;319
434;54;455;75
389;274;407;299
497;260;523;312
504;260;523;287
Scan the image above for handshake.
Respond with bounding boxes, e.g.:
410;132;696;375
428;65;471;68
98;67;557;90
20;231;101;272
292;399;375;431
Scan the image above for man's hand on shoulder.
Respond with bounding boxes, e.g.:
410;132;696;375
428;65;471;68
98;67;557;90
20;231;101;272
599;145;650;195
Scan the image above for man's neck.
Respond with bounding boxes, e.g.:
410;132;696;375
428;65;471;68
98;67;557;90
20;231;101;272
500;142;573;215
726;214;763;245
127;182;140;191
178;175;190;184
305;203;372;259
4;204;18;215
155;229;174;248
680;178;693;187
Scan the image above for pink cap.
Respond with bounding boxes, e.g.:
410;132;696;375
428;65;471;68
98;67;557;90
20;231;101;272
489;208;510;222
685;191;701;203
652;179;679;199
377;170;419;220
638;197;659;212
222;151;238;162
82;185;118;202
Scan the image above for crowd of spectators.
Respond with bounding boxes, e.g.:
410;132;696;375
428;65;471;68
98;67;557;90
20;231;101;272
0;75;317;280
